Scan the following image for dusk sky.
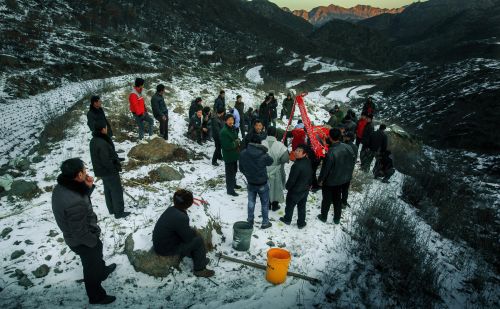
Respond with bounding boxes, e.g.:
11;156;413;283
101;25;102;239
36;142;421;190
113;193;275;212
268;0;419;10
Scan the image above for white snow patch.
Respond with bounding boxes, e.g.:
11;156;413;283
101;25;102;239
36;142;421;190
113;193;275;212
199;50;215;55
245;65;264;84
284;59;301;66
246;55;257;59
286;79;306;88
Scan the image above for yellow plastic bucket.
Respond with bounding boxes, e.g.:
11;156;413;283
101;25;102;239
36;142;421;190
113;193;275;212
265;248;291;284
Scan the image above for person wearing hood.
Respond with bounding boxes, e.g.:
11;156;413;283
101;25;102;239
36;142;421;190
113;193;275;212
51;158;117;305
239;134;274;229
89;121;130;219
87;95;113;137
129;78;154;141
261;126;289;211
153;189;215;278
151;84;169;140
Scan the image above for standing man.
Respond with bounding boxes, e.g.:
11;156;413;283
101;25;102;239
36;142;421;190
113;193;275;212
220;114;241;196
235;95;246;138
87;95;113;137
261;127;289;211
318;129;355;224
279;144;313;229
52;158;116;305
211;108;225;166
129;78;154;142
90;121;130;219
214;90;225;112
259;95;272;129
243;119;267;149
281;93;294;120
268;93;278;127
355;113;368;146
239;134;274;229
151;84;169;140
153;189;215;278
360;115;375;172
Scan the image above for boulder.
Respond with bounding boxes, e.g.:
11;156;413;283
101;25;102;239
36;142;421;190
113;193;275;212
128;138;188;163
1;227;13;239
149;165;184;182
8;180;41;199
386;125;425;175
32;264;50;278
11;158;30;172
11;250;25;260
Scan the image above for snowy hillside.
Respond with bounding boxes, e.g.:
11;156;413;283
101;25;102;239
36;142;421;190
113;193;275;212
0;65;498;308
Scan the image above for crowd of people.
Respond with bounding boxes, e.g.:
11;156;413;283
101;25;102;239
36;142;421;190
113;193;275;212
50;77;395;304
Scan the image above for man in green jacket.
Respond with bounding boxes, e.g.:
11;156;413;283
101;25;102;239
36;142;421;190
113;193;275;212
220;114;241;196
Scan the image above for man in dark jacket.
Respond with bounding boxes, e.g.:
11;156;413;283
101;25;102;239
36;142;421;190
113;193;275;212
362;97;377;116
360;115;375;172
341;131;358;208
220;114;241;196
52;158;116;305
211;108;225;166
87;95;113;137
188;108;208;144
214;90;225;112
279;144;312;229
239;134;274;229
189;97;203;119
243;120;267;149
151;84;169;140
89;121;129;219
259;95;273;129
153;189;214;278
318;129;357;224
268;93;278;127
235;95;246;138
281;93;294;120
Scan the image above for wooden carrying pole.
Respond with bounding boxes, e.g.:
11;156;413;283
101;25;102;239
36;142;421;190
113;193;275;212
216;253;321;284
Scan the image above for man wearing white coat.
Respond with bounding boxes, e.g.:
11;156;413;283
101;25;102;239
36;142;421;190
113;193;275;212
261;126;289;211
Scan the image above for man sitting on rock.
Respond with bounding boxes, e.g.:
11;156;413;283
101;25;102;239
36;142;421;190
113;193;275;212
153;189;214;278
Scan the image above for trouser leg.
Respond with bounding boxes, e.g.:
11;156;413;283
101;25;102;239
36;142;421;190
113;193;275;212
320;186;334;219
104;174;125;215
70;240;107;303
177;236;207;271
102;178;114;215
283;193;296;222
134;115;145;139
225;162;236;193
247;185;257;223
296;191;308;225
145;113;154;136
258;183;270;224
341;181;350;205
332;185;343;221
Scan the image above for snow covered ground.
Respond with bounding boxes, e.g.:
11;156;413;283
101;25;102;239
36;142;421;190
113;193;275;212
0;70;498;308
245;65;264;85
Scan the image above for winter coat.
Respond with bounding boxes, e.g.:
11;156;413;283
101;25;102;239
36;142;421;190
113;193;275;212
318;141;356;186
214;95;225;112
362;101;377;116
129;87;146;116
239;143;273;185
231;108;241;129
261;136;289;203
87;105;113;137
89;132;121;177
235;101;245;120
220;124;240;163
52;175;100;248
344;141;358;175
282;98;294;116
152;206;197;256
368;129;387;153
286;156;313;195
361;122;374;146
189;100;202;119
269;98;278;119
211;114;224;144
356;118;368;140
151;93;168;118
243;128;267;149
259;101;271;124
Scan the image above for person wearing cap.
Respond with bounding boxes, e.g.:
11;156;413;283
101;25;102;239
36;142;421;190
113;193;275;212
52;158;117;305
153;189;215;278
235;95;246;138
87;95;113;137
129;78;154;141
318;128;357;224
89;120;130;219
341;130;358;208
214;90;225;112
211;107;225;166
151;84;169;140
220;113;241;196
279;144;313;229
281;93;294;120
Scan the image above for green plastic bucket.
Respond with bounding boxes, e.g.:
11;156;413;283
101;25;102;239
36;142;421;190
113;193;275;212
232;221;254;251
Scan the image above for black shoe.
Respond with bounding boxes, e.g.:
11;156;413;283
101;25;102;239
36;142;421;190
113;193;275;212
279;217;291;225
261;222;272;229
234;185;242;190
227;192;239;197
212;162;219;166
103;263;116;281
89;295;116;305
317;214;327;223
114;212;131;219
271;202;280;211
298;222;307;229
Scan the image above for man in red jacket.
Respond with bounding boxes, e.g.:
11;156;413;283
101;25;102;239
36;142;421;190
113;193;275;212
355;113;368;147
129;78;154;141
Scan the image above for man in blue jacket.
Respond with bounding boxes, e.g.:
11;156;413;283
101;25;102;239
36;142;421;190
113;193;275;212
239;134;274;229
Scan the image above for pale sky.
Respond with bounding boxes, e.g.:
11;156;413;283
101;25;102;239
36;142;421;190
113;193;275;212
268;0;418;10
